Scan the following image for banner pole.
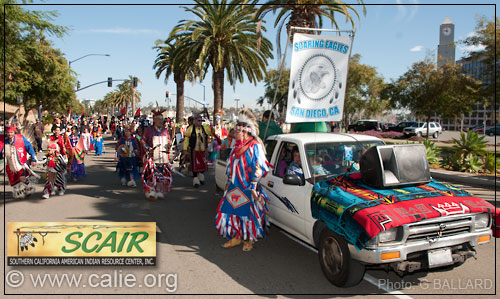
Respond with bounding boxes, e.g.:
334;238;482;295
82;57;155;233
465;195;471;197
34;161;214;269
263;28;293;140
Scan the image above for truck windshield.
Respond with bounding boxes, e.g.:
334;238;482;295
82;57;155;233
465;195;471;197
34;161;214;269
304;140;384;183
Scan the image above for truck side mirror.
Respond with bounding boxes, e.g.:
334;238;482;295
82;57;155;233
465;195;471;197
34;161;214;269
283;174;304;186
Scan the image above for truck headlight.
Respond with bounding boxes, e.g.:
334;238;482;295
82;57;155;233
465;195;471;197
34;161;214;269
475;213;490;228
378;227;399;243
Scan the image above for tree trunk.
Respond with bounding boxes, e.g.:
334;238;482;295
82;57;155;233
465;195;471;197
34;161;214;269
426;114;431;140
176;80;185;122
213;68;224;120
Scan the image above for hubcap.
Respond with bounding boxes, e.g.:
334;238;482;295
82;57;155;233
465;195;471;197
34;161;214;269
322;236;343;276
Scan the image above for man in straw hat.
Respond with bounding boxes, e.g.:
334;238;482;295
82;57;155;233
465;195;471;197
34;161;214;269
215;108;271;252
0;125;38;199
183;113;217;187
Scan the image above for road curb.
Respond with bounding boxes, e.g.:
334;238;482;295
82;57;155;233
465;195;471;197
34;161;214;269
431;170;497;189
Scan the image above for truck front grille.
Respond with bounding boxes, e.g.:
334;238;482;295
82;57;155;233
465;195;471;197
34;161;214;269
405;216;473;242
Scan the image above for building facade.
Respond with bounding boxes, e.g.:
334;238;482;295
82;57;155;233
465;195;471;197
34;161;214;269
431;17;498;131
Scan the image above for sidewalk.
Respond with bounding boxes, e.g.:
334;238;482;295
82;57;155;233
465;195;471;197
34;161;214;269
431;168;498;189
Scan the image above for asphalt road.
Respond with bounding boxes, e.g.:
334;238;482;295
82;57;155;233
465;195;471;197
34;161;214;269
2;135;498;297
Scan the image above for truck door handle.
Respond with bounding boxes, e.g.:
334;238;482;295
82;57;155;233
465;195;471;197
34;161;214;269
267;181;274;188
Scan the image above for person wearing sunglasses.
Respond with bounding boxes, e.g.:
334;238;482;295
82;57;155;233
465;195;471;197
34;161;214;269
215;108;271;252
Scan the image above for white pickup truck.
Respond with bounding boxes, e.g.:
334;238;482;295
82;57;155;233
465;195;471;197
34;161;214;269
215;133;494;287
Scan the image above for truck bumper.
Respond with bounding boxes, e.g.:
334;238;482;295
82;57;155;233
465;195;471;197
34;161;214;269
349;229;491;265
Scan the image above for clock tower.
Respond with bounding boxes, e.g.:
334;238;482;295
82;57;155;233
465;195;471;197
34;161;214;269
437;17;455;67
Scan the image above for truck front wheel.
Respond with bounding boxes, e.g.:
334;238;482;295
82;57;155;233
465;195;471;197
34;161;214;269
318;228;365;288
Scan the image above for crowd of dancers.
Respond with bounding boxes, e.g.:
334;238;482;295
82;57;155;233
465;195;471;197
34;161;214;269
2;108;280;251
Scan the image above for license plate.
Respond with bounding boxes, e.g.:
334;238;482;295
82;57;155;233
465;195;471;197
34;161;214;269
428;248;453;268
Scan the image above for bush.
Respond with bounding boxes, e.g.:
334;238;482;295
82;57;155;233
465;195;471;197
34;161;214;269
451;131;488;158
381;131;404;139
463;153;482;173
423;140;439;165
483;153;499;174
357;130;383;138
440;152;461;171
409;135;425;142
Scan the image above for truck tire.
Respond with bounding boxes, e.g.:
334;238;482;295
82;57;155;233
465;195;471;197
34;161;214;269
318;228;365;287
417;131;422;137
433;131;439;139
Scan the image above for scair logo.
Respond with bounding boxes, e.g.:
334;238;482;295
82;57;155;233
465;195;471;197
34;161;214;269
7;222;156;266
62;230;149;254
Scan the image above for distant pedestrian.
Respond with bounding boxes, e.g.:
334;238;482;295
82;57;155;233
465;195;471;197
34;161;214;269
34;119;44;152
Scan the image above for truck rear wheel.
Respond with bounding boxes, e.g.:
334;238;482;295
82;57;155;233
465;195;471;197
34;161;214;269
318;228;365;287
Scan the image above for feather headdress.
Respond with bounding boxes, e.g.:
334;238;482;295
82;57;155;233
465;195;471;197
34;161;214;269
237;108;258;138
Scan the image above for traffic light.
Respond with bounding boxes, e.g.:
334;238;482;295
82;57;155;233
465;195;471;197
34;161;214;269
165;91;169;98
133;77;138;88
107;77;112;87
77;81;81;89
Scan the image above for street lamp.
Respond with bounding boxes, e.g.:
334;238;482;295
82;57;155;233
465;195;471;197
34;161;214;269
69;53;110;67
235;98;240;111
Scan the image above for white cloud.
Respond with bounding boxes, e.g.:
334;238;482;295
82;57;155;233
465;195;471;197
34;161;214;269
395;0;419;22
410;45;424;52
88;27;161;35
459;44;486;53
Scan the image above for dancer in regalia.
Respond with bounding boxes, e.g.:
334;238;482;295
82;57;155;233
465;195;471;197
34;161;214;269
92;124;104;156
42;143;68;199
142;110;173;200
208;114;227;164
183;113;216;187
68;126;89;182
116;125;140;187
44;126;69;197
0;125;38;199
215;108;271;252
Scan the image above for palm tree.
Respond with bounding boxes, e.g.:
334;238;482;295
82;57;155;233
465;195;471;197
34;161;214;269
102;91;116;115
255;0;366;56
114;79;142;119
153;36;198;121
171;0;273;118
128;75;141;118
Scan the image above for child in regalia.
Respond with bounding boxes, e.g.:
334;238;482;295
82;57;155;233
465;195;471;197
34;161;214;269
93;125;104;156
215;108;271;252
68;126;88;182
42;143;68;199
116;125;140;187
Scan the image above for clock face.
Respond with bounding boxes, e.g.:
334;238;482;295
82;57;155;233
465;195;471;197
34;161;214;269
442;27;452;36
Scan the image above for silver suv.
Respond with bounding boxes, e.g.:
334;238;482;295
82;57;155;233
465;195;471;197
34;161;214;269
403;122;442;138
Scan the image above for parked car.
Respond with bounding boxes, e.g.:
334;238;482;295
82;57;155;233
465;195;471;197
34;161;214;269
215;133;494;287
485;124;500;136
381;123;396;132
466;124;491;133
403;122;442;138
347;120;381;132
391;121;418;132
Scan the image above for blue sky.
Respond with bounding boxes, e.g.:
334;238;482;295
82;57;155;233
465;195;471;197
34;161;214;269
28;0;496;110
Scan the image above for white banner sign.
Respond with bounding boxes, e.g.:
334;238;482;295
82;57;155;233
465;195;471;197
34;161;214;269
285;33;352;123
